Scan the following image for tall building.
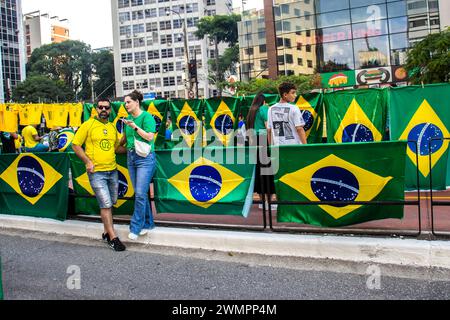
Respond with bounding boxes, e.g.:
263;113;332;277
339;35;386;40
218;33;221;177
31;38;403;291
239;0;449;87
111;0;233;99
24;11;70;60
0;0;26;103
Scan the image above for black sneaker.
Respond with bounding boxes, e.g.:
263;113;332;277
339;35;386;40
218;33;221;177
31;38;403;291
108;237;126;252
102;233;110;243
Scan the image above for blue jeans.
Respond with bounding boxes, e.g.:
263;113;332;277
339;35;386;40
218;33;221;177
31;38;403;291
88;170;119;209
127;150;156;235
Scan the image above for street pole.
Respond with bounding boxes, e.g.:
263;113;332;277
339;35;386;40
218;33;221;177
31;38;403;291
215;35;221;96
0;44;4;103
168;9;190;99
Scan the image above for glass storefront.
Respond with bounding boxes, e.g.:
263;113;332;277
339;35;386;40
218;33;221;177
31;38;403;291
238;0;442;80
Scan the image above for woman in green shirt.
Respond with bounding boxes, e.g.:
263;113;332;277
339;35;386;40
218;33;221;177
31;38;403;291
120;90;157;240
246;93;276;208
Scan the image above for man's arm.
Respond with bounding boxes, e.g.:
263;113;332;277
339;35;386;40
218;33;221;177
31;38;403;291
72;145;95;174
296;127;307;145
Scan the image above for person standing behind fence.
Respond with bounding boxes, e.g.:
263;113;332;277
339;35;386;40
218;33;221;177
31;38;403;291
267;82;307;146
246;93;277;209
119;90;157;241
22;124;49;152
72;98;126;252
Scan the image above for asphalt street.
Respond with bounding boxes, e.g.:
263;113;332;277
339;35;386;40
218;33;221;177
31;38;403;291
1;229;450;300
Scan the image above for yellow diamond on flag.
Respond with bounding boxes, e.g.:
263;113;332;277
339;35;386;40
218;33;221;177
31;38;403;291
90;107;99;119
210;100;236;146
399;99;450;177
334;98;382;143
176;102;201;147
296;96;318;138
75;165;134;209
279;154;392;219
146;102;164;139
0;154;63;205
168;157;244;209
113;104;129;139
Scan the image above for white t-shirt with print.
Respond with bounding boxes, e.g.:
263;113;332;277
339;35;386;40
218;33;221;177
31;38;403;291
267;102;305;146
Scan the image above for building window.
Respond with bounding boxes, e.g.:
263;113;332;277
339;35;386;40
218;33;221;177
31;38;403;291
136;79;148;90
121;53;133;62
123;81;135;91
162;62;174;72
120;39;132;49
297;58;303;66
135;66;147;75
122;67;134;76
148;50;159;60
163;77;176;86
307;60;313;68
259;44;267;53
161;48;174;58
149;64;161;73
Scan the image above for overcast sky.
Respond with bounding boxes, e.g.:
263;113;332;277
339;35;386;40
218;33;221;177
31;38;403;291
22;0;263;49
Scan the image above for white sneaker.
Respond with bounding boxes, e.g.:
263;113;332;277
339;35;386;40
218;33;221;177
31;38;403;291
128;233;138;240
139;229;149;236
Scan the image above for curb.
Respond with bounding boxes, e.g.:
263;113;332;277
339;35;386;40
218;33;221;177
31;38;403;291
0;215;449;269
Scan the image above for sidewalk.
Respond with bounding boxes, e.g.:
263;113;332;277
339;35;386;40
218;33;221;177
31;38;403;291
0;214;450;270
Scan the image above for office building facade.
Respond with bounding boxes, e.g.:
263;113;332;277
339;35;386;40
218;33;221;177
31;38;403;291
111;0;233;99
24;11;70;60
239;0;448;86
0;0;26;102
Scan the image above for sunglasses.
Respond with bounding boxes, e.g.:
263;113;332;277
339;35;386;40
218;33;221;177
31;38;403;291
97;106;111;111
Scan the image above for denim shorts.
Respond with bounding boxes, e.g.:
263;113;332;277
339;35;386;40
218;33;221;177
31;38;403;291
88;170;119;209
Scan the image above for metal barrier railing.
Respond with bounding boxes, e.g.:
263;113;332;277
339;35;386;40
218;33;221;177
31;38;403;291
429;137;450;237
69;142;424;238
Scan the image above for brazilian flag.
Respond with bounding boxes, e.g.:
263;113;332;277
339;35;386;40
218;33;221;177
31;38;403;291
205;97;241;146
240;94;279;120
293;93;324;144
324;89;387;143
70;153;135;216
389;84;450;190
274;141;406;227
112;102;128;140
83;103;97;122
142;100;169;149
169;99;204;148
0;153;70;221
57;128;75;152
154;147;256;216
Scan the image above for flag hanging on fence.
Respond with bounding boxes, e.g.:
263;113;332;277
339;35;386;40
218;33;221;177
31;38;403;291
0;153;69;221
70;153;135;215
154;147;256;216
324;89;386;143
389;84;450;190
204;97;240;146
143;100;169;149
170;99;203;148
294;93;324;144
274;141;406;227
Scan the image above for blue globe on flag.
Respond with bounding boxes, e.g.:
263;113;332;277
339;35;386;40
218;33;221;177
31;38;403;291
189;165;222;202
407;123;444;156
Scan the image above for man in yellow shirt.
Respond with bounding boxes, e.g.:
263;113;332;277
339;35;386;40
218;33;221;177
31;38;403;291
72;98;126;252
22;124;49;152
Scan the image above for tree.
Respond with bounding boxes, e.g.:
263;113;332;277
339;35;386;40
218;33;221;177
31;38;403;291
12;75;74;103
406;28;450;84
27;40;93;100
195;14;241;95
92;50;115;99
224;74;319;96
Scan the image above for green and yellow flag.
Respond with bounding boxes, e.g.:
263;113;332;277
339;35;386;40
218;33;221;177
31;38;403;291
142;100;169;149
0;153;69;221
324;89;387;143
70;153;135;216
112;103;128;140
294;93;324;144
57;128;75;152
154;147;256;216
274;141;406;227
169;99;203;148
204;98;240;146
389;84;450;190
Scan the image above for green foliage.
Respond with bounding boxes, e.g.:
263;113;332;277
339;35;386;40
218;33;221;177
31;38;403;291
12;75;74;103
222;74;320;96
406;28;450;84
92;50;115;99
27;40;93;100
208;44;240;84
195;14;241;45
